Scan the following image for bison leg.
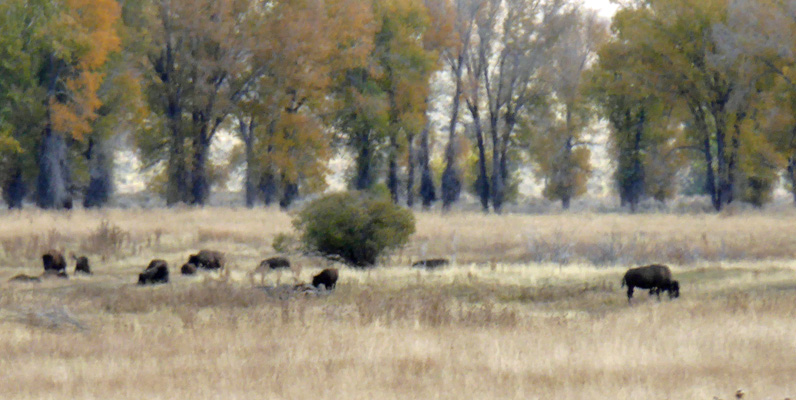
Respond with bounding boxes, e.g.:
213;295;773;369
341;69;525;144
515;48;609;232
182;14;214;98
626;286;634;303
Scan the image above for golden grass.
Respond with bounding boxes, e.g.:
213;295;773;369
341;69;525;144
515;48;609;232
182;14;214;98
1;208;796;399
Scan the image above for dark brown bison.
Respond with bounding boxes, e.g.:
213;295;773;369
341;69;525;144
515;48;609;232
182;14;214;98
621;264;680;303
311;268;338;290
74;255;91;275
181;263;197;275
412;258;450;269
8;274;41;283
42;250;67;274
187;250;225;270
138;259;169;285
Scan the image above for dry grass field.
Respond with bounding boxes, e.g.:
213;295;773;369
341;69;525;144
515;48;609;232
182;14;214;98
1;208;796;399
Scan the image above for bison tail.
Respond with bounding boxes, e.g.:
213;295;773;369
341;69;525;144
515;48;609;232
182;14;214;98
620;277;626;288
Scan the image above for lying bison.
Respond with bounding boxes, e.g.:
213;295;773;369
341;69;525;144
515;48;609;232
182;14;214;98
621;264;680;303
181;263;197;275
42;250;66;274
74;255;91;275
187;250;225;270
412;258;450;269
138;259;169;285
311;268;338;290
8;274;41;283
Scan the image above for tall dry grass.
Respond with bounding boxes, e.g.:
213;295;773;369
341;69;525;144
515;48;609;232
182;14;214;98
1;208;796;399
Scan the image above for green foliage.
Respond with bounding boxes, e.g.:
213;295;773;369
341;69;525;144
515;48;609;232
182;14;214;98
294;191;415;267
272;232;301;254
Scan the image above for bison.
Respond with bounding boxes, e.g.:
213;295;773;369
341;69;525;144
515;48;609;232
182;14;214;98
8;274;41;283
412;258;450;269
311;268;338;290
138;259;169;285
621;264;680;303
251;256;292;286
187;250;225;270
41;270;69;279
181;263;197;275
259;256;291;271
74;255;91;275
42;250;66;274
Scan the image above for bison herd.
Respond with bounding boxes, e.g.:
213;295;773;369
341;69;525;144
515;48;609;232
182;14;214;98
8;250;682;304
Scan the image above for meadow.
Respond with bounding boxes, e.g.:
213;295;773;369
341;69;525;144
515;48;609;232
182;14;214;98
1;208;795;399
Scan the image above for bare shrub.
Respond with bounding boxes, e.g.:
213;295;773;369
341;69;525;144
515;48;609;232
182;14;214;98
80;220;130;260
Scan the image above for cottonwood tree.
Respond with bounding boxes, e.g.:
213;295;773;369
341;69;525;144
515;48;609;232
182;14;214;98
335;0;437;202
589;16;683;210
0;0;121;209
462;0;570;212
232;0;375;208
137;0;250;205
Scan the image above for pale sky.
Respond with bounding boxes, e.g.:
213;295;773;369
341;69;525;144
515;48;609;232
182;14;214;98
585;0;619;17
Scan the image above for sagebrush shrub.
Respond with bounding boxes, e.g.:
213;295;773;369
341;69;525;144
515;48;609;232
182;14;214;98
293;191;415;267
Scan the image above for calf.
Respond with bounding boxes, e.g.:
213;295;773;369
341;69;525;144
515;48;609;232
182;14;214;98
621;264;680;303
74;256;92;275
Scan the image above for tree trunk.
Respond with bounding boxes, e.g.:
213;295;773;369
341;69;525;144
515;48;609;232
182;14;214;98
788;157;796;204
84;137;114;208
239;117;257;208
419;125;436;208
727;112;744;205
468;104;489;212
406;132;415;207
259;170;278;206
279;178;298;210
190;128;211;205
2;163;26;209
354;130;375;190
442;58;465;210
560;137;574;210
628;109;646;212
490;114;503;213
387;133;399;203
36;126;72;209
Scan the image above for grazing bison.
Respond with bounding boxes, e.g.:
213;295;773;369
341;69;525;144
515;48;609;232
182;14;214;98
621;264;680;303
181;263;197;275
8;274;41;283
74;255;91;275
311;268;338;290
187;250;225;270
259;256;291;271
138;259;169;285
251;256;292;286
412;258;450;269
42;250;67;274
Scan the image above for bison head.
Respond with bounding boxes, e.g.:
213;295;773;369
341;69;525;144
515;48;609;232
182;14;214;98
668;280;680;299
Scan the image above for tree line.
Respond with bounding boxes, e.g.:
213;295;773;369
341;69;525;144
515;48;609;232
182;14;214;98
0;0;794;212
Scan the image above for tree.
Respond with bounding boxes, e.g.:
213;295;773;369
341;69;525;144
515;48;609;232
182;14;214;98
611;0;765;211
590;22;682;210
462;0;571;212
335;0;436;203
137;0;250;206
0;0;121;209
232;0;374;208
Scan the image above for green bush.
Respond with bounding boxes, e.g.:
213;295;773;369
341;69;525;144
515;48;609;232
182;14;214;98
293;191;415;267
